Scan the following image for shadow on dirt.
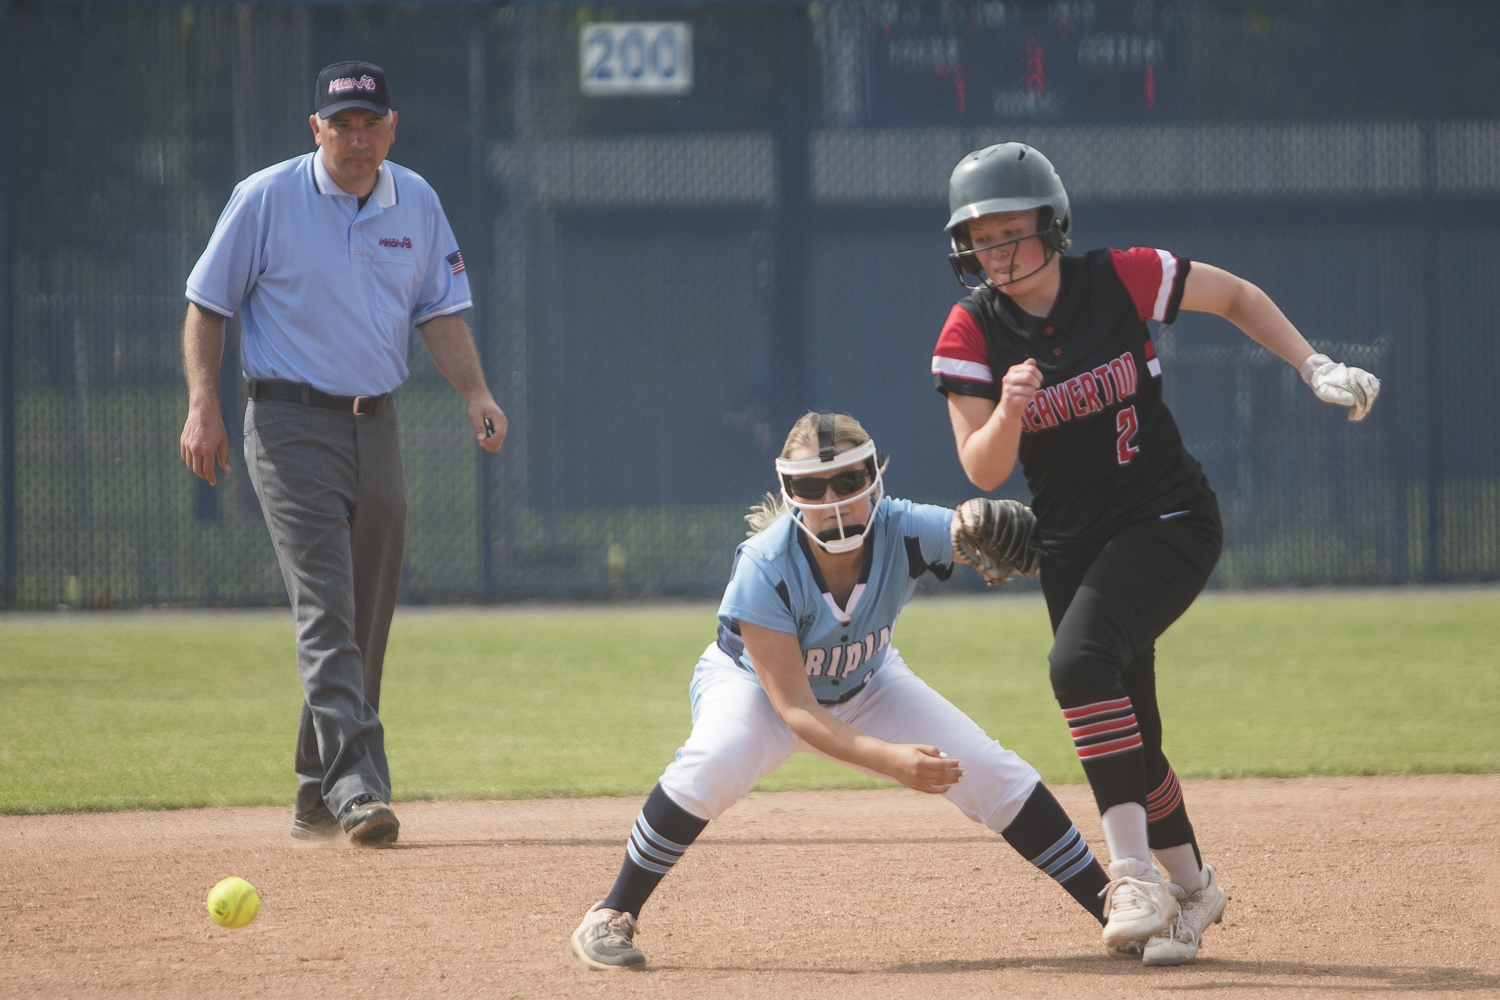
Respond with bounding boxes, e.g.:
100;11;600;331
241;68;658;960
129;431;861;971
1142;959;1500;993
391;835;1000;849
656;957;1499;992
379;837;627;850
901;956;1500;992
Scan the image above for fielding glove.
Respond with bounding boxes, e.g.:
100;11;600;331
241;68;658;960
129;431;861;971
1300;353;1381;422
950;498;1042;586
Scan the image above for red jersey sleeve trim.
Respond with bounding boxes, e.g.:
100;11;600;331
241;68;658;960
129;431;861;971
932;303;992;386
1109;247;1190;324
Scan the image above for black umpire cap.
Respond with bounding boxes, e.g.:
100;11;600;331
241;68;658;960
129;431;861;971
315;61;391;119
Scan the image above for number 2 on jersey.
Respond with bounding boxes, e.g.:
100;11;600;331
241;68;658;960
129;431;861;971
1116;405;1141;465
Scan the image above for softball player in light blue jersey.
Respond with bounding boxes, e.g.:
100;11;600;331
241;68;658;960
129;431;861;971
571;411;1112;970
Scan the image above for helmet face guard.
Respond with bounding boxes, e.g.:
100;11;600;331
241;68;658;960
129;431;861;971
775;429;883;556
945;142;1071;289
948;216;1069;289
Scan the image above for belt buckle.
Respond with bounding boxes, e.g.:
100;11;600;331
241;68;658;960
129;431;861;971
352;395;375;416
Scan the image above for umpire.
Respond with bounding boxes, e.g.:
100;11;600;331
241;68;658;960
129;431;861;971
178;61;507;845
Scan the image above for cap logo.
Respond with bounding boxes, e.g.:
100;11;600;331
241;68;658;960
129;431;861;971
328;75;378;95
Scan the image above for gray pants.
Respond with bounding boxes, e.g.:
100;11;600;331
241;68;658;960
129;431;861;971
244;398;408;822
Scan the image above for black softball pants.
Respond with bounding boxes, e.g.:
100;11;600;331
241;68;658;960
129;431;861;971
1040;492;1222;846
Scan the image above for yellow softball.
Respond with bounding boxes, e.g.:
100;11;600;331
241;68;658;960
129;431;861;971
206;876;261;929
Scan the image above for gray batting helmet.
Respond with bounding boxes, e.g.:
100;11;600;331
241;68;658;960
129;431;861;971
946;143;1071;285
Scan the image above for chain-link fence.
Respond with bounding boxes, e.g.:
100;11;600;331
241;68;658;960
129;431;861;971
2;0;1499;608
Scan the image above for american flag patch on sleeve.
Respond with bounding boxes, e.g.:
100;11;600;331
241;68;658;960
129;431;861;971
445;250;465;275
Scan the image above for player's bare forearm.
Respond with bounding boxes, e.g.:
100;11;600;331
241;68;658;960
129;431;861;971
785;705;961;794
966;408;1025;490
180;304;230;485
1180;262;1316;370
1224;284;1318;369
780;701;891;764
740;622;962;793
417;313;508;453
741;622;885;767
948;393;1023;492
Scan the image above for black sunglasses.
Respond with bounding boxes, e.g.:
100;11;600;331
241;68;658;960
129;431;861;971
784;468;871;501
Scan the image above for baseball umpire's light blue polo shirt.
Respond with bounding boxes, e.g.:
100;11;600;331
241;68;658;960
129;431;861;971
186;151;472;396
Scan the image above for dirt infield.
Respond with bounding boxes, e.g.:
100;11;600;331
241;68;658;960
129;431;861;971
3;776;1496;999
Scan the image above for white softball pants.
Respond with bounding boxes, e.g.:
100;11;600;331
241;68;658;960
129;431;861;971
658;643;1041;832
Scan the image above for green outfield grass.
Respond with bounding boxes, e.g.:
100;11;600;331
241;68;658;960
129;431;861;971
0;589;1496;814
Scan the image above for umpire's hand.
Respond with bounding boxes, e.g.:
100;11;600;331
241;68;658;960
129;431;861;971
181;400;231;486
471;398;508;454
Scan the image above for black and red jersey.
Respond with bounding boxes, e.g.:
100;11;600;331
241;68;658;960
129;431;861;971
931;247;1211;548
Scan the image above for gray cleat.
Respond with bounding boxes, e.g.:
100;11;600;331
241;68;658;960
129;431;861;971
571;904;646;970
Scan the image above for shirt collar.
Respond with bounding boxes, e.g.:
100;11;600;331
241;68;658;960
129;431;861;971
312;151;397;209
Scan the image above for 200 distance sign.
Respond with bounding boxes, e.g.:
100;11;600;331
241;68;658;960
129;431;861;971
580;22;693;96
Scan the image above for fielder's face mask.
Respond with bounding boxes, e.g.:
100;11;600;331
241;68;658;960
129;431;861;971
775;416;884;555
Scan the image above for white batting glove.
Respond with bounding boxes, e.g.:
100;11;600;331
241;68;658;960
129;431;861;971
1300;353;1381;422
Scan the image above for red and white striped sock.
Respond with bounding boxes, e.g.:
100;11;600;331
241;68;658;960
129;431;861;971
1147;766;1206;891
1062;695;1143;761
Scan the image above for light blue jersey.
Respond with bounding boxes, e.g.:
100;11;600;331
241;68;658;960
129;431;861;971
717;497;955;704
186;152;472;396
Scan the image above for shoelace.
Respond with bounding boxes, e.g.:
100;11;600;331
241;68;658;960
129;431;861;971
603;913;637;946
1101;874;1157;911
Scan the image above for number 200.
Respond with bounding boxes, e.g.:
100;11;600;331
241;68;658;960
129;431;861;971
581;23;693;95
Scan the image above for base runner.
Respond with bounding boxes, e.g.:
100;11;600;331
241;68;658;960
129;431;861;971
930;143;1382;965
571;411;1112;970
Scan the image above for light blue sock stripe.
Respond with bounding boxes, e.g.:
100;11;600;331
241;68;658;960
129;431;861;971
625;839;673;875
1031;827;1080;869
1040;838;1090;878
629;827;681;867
632;818;685;860
635;813;691;855
1056;850;1098;884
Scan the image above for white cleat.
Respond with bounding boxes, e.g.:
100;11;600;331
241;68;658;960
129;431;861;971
1143;864;1227;967
571;903;646;970
1100;858;1180;948
1105;939;1143;960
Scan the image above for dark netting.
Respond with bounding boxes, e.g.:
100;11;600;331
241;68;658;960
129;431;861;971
2;0;1498;608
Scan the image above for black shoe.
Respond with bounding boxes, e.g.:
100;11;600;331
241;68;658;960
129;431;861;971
291;809;341;842
339;794;400;845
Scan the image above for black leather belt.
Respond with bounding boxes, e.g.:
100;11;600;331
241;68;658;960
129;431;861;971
247;379;391;416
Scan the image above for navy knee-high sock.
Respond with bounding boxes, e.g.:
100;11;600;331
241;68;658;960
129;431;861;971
1001;783;1109;925
600;784;708;917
